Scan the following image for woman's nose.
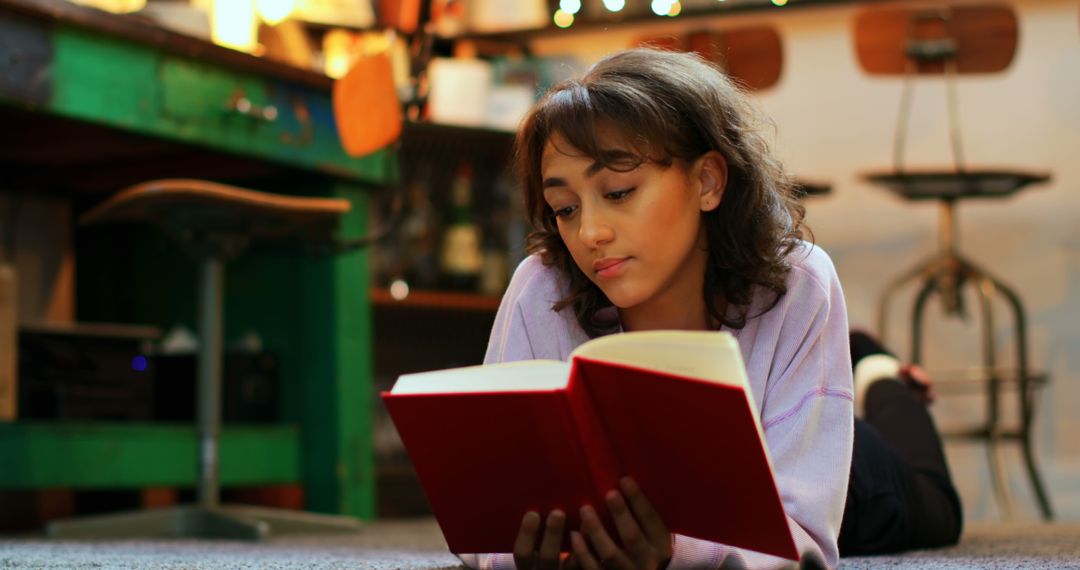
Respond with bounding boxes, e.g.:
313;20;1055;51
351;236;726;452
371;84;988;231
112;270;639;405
578;206;614;248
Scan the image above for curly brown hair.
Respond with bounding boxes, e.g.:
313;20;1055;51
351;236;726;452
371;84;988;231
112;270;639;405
515;48;807;337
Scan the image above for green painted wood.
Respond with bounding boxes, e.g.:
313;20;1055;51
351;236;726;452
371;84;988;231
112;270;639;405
48;25;393;185
297;182;374;519
0;422;300;489
4;15;387;519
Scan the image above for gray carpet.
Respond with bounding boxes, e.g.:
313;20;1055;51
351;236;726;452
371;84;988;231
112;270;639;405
1;518;1077;569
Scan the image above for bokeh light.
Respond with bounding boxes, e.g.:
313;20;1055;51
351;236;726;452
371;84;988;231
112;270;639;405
602;0;626;12
553;9;575;28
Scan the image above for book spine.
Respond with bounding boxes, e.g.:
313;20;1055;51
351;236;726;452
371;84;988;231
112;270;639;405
565;361;623;506
0;262;16;421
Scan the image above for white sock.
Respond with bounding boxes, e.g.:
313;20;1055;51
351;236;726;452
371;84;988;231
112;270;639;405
853;354;902;419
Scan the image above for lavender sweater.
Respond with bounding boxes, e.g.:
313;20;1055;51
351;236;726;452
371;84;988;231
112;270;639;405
460;242;854;570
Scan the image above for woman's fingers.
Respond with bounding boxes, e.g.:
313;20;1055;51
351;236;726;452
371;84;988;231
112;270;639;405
513;510;569;570
514;511;542;567
578;505;634;569
538;510;567;563
618;478;672;556
604;490;650;559
570;530;598;570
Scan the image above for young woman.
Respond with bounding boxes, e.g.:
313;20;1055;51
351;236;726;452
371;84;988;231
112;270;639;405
460;48;961;570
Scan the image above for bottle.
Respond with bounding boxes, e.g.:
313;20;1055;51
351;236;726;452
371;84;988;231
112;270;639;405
479;172;514;296
400;177;440;290
439;162;483;291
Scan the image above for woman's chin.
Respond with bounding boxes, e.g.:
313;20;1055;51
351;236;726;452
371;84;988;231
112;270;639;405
598;286;645;311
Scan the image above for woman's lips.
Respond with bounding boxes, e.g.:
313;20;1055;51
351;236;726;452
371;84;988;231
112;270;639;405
593;257;630;278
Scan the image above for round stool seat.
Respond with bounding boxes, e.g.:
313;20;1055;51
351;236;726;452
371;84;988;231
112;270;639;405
863;169;1050;201
80;179;351;259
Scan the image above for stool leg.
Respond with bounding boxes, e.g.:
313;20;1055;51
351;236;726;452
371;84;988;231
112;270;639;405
198;256;224;508
878;255;938;352
971;274;1015;519
990;274;1055;520
909;277;936;365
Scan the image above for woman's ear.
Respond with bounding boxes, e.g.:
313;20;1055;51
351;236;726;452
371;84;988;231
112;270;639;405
697;151;728;212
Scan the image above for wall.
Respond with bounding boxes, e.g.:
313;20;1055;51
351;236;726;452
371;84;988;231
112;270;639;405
529;0;1080;521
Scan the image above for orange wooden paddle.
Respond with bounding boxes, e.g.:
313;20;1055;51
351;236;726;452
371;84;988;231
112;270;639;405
333;49;403;157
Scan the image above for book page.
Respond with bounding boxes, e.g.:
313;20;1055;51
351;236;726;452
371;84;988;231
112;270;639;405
571;331;749;389
571;331;771;476
390;360;571;394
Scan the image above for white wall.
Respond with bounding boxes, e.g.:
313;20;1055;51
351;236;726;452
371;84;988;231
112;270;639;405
530;0;1080;521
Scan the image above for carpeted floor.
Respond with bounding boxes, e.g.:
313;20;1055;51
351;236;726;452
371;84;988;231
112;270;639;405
1;518;1077;569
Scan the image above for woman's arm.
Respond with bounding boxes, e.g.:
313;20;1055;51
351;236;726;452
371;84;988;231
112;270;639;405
664;248;854;569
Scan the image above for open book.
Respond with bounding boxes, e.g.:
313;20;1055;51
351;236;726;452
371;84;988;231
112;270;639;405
381;331;797;560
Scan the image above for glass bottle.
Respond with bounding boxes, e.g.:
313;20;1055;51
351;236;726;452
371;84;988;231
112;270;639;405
439;162;483;291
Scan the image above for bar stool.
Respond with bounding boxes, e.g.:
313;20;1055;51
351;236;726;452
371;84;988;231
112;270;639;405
856;6;1054;519
48;179;362;539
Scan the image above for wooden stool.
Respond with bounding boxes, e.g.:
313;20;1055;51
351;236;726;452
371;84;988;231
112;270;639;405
856;5;1054;520
48;179;359;539
869;170;1053;521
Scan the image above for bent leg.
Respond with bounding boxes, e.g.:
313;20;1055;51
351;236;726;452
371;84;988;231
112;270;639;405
840;381;962;555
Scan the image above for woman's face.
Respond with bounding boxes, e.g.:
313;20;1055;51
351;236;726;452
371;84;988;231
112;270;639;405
540;128;725;321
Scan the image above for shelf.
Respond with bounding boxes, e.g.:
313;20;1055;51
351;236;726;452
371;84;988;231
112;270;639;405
371;288;502;312
0;422;300;489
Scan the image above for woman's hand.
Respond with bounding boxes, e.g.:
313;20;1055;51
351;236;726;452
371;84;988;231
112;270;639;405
570;478;673;570
514;509;574;570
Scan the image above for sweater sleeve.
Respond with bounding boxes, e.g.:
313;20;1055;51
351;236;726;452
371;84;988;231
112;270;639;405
484;255;589;364
666;249;854;570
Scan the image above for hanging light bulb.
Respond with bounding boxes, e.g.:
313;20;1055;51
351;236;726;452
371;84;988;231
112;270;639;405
211;0;258;53
553;8;575;28
256;0;296;25
559;0;581;15
651;0;673;16
602;0;625;12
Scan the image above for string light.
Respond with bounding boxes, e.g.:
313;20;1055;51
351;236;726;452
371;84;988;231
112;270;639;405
602;0;626;12
548;0;773;26
650;0;672;16
553;8;575;28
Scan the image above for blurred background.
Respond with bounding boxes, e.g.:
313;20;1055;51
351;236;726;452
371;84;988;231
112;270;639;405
0;0;1077;536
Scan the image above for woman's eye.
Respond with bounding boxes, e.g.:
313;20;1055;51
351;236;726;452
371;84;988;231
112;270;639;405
552;205;577;219
605;188;636;202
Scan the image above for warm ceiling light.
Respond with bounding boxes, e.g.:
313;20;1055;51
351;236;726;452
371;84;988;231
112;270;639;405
668;0;682;16
651;0;672;16
211;0;258;53
559;0;581;15
772;0;789;5
553;8;574;28
256;0;296;25
602;0;625;12
68;0;146;13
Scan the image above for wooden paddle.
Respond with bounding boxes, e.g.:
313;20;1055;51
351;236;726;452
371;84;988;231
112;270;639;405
333;48;403;157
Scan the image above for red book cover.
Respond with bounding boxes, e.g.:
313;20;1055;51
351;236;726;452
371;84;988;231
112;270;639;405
381;332;798;560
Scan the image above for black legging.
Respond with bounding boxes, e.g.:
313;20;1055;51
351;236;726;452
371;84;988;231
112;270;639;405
838;379;963;555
